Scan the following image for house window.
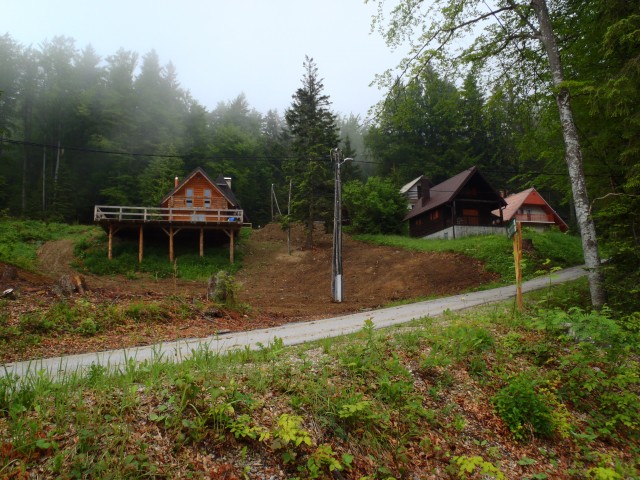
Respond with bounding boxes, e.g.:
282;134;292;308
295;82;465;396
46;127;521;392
429;210;440;221
186;188;193;207
204;189;211;208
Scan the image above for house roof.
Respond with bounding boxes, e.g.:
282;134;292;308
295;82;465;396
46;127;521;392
495;187;568;230
159;167;241;208
404;166;506;221
400;175;427;194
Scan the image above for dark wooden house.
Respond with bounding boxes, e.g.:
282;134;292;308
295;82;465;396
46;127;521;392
94;167;246;263
405;166;507;239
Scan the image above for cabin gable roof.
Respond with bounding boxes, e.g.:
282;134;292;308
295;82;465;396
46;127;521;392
159;167;240;208
404;166;506;221
496;187;568;231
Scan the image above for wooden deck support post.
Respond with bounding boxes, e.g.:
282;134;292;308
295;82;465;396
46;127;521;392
223;229;235;264
108;224;113;260
138;225;144;263
169;226;174;262
199;227;204;257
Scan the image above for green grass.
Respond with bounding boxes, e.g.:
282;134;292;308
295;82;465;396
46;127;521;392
1;280;638;479
354;229;584;283
0;218;94;270
75;232;244;281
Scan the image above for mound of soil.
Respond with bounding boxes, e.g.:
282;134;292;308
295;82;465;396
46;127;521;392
0;224;497;362
236;223;496;320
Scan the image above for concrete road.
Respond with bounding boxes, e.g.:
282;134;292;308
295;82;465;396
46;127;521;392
1;265;587;381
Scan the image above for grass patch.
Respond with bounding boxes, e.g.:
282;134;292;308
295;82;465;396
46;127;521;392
354;229;583;283
0;218;94;270
1;281;638;478
75;229;249;281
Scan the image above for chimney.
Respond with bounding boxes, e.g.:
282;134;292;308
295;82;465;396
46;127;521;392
174;176;179;188
224;176;232;189
420;177;431;207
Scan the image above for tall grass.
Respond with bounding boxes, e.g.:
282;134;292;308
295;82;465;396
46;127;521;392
0;218;93;270
354;229;584;282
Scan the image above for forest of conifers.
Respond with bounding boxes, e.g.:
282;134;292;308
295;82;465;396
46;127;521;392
0;0;638;310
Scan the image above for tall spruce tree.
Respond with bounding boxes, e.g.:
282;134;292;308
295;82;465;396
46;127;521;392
284;56;339;248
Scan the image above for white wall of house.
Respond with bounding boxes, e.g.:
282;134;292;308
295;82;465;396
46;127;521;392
422;225;506;240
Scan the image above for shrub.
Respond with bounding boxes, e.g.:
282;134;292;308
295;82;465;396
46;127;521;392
493;374;554;441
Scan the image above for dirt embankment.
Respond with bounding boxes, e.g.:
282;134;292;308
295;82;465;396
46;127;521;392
236;224;496;321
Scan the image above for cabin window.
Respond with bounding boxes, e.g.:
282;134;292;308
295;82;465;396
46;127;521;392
204;189;211;208
186;188;193;207
429;210;440;221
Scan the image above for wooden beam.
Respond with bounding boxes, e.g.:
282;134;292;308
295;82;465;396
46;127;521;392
199;227;204;257
138;224;144;263
169;226;174;262
108;224;113;260
222;228;235;264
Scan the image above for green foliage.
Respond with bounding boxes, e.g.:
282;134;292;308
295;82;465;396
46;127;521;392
342;176;408;234
0;219;92;270
75;233;241;281
450;455;506;480
210;270;238;305
2;281;638;478
355;230;583;283
493;374;555;441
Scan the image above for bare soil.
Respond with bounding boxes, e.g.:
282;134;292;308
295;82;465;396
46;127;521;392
0;224;497;362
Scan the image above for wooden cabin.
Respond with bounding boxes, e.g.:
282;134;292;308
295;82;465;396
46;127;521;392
405;166;507;239
400;175;431;209
494;187;568;232
94;167;247;263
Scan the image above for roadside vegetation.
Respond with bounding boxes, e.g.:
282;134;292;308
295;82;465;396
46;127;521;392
1;281;638;478
355;229;584;284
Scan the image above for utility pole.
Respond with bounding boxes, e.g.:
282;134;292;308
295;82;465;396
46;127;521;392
331;148;352;302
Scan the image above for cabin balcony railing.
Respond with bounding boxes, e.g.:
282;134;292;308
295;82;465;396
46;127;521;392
513;213;554;223
94;205;244;224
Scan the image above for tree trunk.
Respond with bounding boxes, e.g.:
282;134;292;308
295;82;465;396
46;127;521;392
531;0;606;309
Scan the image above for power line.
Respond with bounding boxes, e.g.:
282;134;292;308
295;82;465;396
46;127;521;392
1;136;617;179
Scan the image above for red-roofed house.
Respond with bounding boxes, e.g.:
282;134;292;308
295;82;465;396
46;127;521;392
405;166;507;239
495;187;568;232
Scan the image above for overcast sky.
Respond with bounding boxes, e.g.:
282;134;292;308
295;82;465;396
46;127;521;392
3;0;406;119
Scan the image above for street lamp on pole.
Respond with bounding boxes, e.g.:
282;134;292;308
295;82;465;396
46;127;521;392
331;148;352;302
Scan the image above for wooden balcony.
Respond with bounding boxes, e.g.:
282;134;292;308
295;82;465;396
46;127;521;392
513;213;554;224
94;205;245;226
93;205;246;264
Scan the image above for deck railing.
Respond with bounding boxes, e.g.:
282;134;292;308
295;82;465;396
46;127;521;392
94;205;244;224
513;213;554;223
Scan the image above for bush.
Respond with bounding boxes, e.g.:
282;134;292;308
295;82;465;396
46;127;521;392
342;177;408;234
493;374;554;441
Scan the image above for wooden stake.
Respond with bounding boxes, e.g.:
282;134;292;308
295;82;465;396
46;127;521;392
230;230;235;264
199;227;204;257
138;225;144;263
169;226;174;262
108;224;113;260
513;221;523;311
